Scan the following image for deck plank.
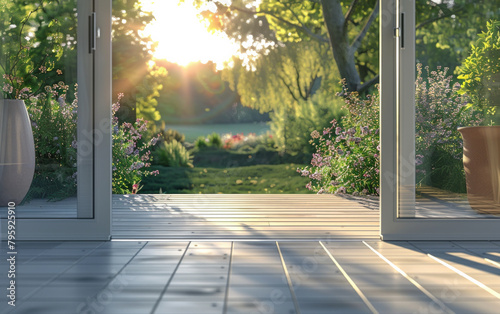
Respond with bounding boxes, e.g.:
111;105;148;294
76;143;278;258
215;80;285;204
112;194;380;240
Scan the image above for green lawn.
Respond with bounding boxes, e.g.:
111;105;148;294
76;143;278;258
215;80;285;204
140;164;314;194
163;122;271;142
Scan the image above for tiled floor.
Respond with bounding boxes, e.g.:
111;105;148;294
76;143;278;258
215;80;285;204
1;240;500;314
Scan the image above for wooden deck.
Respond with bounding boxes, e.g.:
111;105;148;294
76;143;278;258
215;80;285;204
112;194;380;240
3;240;500;314
4;189;499;241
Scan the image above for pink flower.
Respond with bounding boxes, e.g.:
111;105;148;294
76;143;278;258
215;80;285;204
131;184;139;194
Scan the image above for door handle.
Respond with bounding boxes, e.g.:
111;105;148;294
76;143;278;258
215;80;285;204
400;12;405;49
89;12;96;53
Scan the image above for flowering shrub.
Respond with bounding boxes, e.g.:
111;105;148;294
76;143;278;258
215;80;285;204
223;133;252;149
415;64;482;191
298;66;485;196
298;82;380;195
24;81;79;200
222;132;275;150
25;85;160;198
112;93;160;194
416;64;482;161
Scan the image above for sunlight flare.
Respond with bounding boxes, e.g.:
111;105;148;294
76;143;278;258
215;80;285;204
140;0;238;69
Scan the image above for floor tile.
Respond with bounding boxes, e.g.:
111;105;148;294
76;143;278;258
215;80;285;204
161;285;226;300
5;239;500;314
228;286;292;300
297;299;372;314
226;300;296;314
3;301;83;314
93;301;155;314
154;301;224;314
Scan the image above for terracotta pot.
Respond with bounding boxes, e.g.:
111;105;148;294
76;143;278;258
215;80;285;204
0;99;35;206
458;126;500;215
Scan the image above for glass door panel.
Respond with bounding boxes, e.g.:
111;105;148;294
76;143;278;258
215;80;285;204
0;0;111;240
398;0;500;219
380;0;500;240
0;0;92;219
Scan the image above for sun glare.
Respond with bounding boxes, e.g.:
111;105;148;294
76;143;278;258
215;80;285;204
140;0;238;69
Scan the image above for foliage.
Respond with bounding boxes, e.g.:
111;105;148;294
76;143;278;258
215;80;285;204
457;20;500;113
221;40;340;156
415;1;500;73
1;0;165;117
140;164;313;194
198;0;500;99
155;139;193;168
270;94;345;155
415;64;482;191
24;82;78;200
207;132;223;148
1;0;78;99
158;125;186;144
194;133;223;150
223;40;337;113
112;94;160;194
258;0;379;92
194;136;209;150
298;83;380;195
27;87;159;198
199;0;379;92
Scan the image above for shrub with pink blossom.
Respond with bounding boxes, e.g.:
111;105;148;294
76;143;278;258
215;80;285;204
25;85;160;199
299;66;484;196
112;93;160;194
298;82;380;195
25;81;79;200
415;64;482;191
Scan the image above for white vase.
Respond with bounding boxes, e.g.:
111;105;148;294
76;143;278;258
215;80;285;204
0;99;35;206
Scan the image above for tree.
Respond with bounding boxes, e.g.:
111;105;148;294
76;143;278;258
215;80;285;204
198;0;379;92
199;0;500;94
222;40;337;113
112;0;167;124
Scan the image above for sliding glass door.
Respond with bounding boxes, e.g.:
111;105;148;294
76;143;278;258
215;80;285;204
0;0;111;239
381;0;500;239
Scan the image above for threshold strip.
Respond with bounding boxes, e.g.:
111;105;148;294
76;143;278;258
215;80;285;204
151;242;191;314
319;241;379;314
428;254;500;300
485;258;500;268
276;241;302;314
112;238;372;242
363;242;454;314
222;242;234;314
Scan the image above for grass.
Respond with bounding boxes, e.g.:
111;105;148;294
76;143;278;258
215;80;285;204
164;122;271;142
140;164;314;194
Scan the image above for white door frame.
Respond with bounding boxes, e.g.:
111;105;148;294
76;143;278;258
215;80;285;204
1;0;112;240
380;0;500;240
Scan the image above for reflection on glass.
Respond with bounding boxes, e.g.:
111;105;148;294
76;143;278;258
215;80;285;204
0;0;79;218
404;1;500;218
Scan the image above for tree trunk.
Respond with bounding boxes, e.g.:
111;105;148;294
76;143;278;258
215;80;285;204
320;0;361;91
